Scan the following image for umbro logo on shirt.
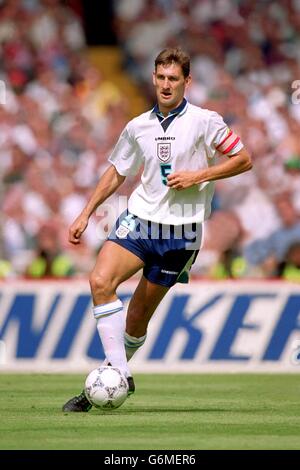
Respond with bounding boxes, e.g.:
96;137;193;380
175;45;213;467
161;269;179;275
155;136;175;140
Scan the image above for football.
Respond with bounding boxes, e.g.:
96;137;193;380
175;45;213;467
84;366;129;409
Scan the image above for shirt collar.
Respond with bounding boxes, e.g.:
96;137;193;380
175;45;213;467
152;98;188;118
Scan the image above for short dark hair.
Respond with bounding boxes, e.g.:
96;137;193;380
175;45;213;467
154;48;190;78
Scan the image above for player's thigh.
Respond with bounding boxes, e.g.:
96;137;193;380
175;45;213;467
90;240;145;289
126;276;169;335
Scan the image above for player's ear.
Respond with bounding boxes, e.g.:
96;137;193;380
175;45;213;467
185;74;192;89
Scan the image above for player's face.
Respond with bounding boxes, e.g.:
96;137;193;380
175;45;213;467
153;63;191;115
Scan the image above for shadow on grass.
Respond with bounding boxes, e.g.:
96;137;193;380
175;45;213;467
85;407;265;415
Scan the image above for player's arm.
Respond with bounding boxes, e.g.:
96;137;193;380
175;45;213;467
167;147;252;190
69;164;125;244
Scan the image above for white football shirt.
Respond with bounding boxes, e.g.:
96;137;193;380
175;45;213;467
108;100;243;225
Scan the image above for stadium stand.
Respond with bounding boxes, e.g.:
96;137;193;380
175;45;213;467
0;0;300;280
0;0;134;278
113;0;300;280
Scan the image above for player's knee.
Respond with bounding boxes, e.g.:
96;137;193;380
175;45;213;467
89;272;115;298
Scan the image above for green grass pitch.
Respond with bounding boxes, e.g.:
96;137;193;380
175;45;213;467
0;373;300;450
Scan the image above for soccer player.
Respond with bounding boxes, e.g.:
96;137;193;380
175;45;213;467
63;48;252;411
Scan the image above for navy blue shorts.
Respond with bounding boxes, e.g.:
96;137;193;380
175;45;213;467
108;210;202;287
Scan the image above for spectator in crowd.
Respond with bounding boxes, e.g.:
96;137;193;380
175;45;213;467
26;221;74;278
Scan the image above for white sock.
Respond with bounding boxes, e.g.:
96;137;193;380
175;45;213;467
93;299;131;378
102;332;147;364
124;332;147;360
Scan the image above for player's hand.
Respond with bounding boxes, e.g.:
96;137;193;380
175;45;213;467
167;171;199;190
69;214;89;244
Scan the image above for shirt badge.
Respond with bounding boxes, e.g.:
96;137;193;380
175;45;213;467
116;225;130;239
157;142;171;162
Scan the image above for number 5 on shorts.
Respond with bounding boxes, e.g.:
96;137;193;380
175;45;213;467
160;163;172;186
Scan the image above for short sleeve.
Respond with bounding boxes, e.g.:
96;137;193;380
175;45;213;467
108;125;143;176
205;111;243;159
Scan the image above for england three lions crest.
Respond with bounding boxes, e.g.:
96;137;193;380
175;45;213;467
157;143;171;162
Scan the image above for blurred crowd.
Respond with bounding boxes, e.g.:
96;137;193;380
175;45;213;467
0;0;133;279
114;0;300;281
1;0;300;281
